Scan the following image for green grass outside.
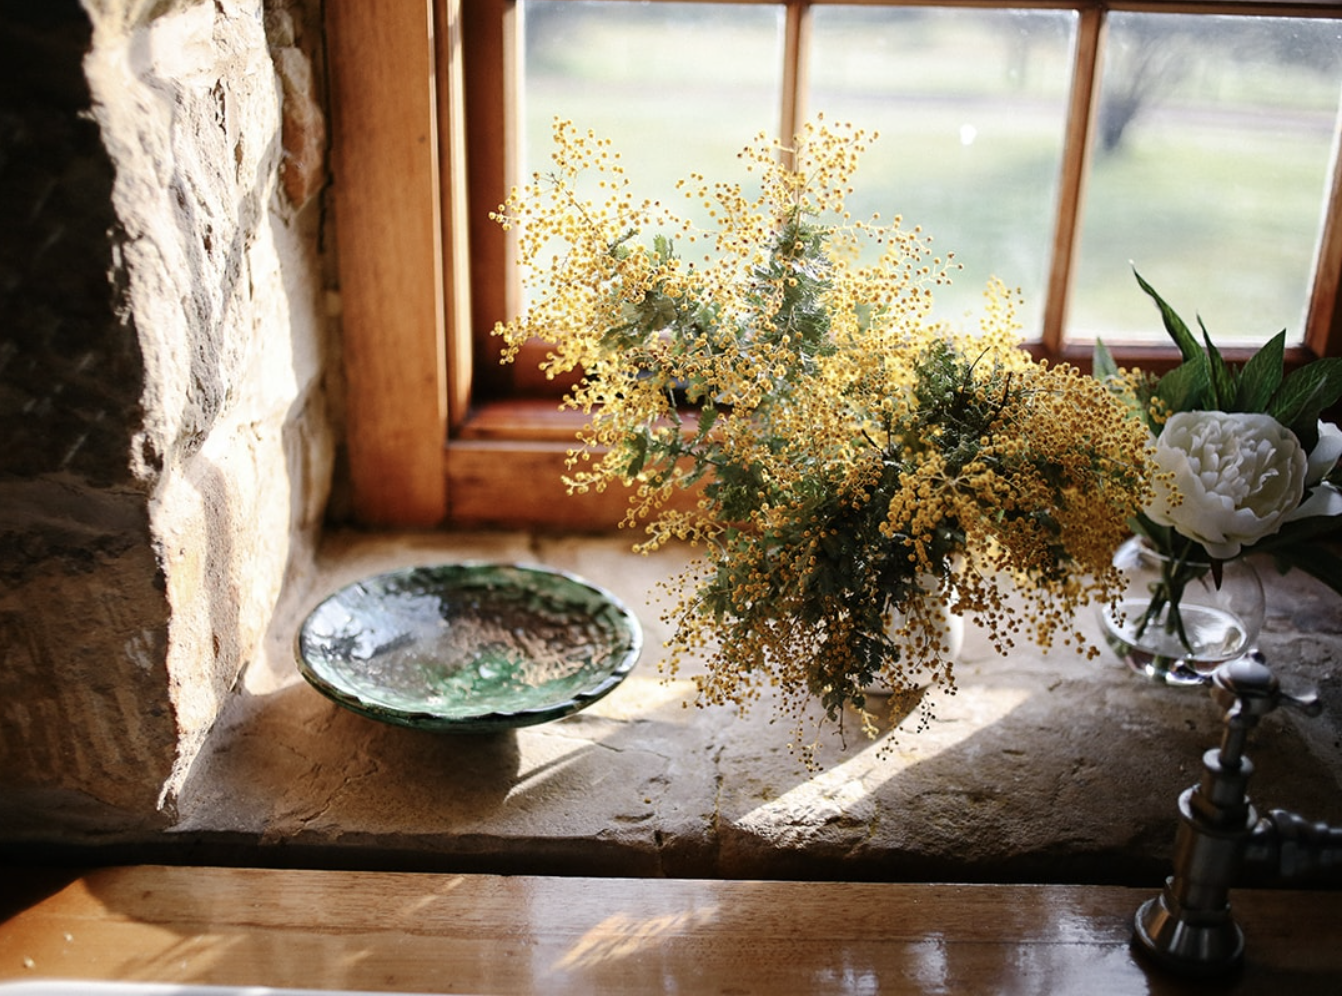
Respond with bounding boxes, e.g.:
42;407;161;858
521;2;1341;344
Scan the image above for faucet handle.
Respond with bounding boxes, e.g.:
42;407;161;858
1211;652;1322;723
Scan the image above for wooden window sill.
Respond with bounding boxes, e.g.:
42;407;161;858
447;399;701;530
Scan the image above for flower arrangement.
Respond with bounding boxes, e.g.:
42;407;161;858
1095;272;1342;669
493;119;1153;756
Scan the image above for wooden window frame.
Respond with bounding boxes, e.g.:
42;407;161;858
327;0;1342;528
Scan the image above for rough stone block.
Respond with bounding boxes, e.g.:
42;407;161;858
273;45;326;209
1;0;334;832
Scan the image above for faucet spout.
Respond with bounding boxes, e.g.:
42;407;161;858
1246;808;1342;880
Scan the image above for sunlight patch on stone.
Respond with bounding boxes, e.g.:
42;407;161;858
739;686;1033;830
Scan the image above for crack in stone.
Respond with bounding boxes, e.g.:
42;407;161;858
288;753;383;833
537;725;678;765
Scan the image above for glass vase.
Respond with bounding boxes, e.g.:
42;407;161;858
1099;536;1265;687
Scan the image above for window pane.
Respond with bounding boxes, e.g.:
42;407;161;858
521;1;783;214
810;6;1077;336
1069;13;1342;345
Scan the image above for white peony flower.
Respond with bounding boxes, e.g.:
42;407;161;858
1146;411;1307;559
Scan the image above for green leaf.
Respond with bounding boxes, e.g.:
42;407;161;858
1253;510;1342;552
1129;512;1173;552
1134;268;1203;364
653;233;675;261
1200;317;1235;411
637;292;678;331
623;430;649;478
1093;338;1119;383
1154;359;1208;425
1269;543;1342;599
1234;330;1285;412
1268;358;1342;444
695;400;719;440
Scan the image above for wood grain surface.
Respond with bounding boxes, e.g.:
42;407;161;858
2;866;1340;994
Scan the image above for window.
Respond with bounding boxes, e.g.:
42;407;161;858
325;0;1342;528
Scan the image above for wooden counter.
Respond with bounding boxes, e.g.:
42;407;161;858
2;866;1340;994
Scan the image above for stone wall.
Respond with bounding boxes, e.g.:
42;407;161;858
0;0;333;833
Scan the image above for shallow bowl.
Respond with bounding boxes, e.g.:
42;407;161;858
295;563;642;732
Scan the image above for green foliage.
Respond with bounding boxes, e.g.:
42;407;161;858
1131;268;1342;449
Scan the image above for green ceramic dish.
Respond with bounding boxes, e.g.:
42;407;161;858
295;563;643;732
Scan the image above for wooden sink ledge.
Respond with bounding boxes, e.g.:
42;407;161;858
2;865;1341;995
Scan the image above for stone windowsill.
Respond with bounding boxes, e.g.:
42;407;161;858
163;529;1342;885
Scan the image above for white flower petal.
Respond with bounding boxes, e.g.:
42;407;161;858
1201;538;1243;560
1306;421;1342;486
1284;481;1342;523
